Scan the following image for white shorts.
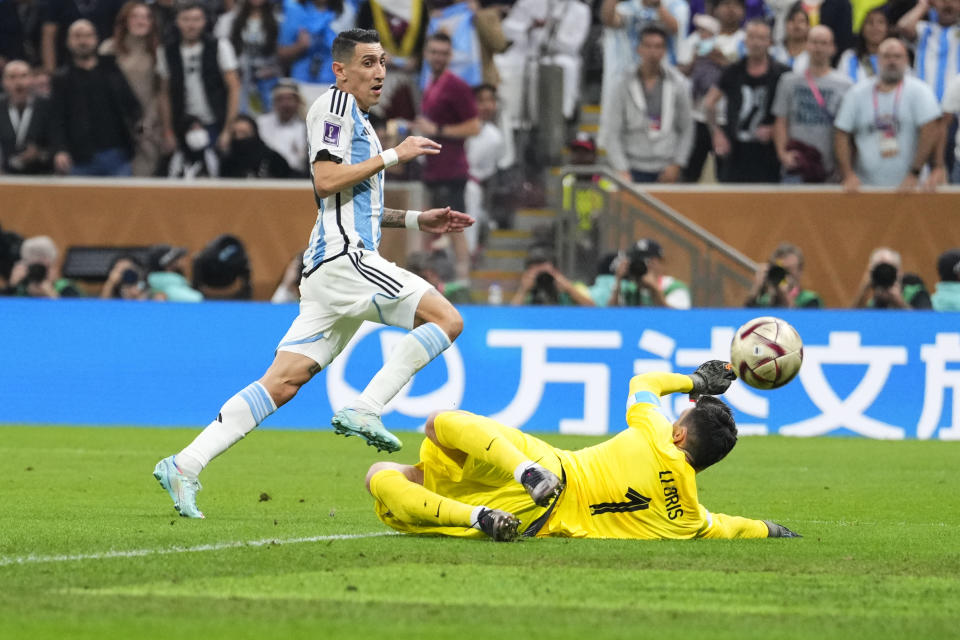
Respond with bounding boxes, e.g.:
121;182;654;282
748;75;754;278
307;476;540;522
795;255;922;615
276;250;433;368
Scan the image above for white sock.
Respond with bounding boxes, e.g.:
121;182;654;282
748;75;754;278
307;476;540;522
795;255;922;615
353;323;451;414
513;460;538;484
469;505;487;529
176;382;277;478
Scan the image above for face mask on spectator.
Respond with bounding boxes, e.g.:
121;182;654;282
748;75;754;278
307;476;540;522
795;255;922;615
186;128;210;151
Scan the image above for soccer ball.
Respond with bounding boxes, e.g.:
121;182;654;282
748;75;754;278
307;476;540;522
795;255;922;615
730;316;803;390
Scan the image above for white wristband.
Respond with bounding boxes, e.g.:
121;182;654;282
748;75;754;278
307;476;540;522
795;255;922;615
379;148;399;168
405;210;421;230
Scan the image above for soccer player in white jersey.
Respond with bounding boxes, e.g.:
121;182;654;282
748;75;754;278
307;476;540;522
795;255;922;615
153;28;474;519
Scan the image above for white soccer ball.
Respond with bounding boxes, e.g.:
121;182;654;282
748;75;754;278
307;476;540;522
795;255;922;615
730;316;803;390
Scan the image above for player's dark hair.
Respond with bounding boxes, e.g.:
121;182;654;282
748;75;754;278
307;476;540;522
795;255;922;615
639;25;669;45
683;396;737;471
332;29;381;63
427;32;453;46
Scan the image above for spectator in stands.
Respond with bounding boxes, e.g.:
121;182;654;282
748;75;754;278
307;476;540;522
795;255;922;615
5;235;82;298
406;250;472;303
599;0;690;150
50;19;141;176
418;32;479;204
422;0;482;87
166;115;220;178
192;233;252;300
216;0;281;114
270;251;303;303
836;6;888;83
41;0;125;72
220;113;292;177
356;0;427;120
606;25;694;184
834;38;942;192
31;67;52;99
772;25;852;183
745;242;823;308
931;248;960;311
256;79;307;177
677;1;746;183
942;74;960;183
146;244;203;302
157;2;241;154
770;2;810;72
464;83;505;255
704;19;788;183
417;32;480;281
497;0;591;125
769;0;853;58
897;0;960;103
99;1;174;176
0;59;53;174
511;245;594;306
851;246;932;309
278;0;353;108
603;238;691;309
101;253;158;300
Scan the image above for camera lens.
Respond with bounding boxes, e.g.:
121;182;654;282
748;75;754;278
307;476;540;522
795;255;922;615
767;263;787;285
870;263;898;289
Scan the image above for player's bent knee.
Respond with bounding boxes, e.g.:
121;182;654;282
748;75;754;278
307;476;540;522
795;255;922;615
439;308;463;341
365;462;421;492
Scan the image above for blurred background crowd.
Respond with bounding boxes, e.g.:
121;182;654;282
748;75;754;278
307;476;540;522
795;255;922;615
2;0;960;309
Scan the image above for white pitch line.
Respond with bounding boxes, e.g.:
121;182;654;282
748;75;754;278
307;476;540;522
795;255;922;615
0;531;397;568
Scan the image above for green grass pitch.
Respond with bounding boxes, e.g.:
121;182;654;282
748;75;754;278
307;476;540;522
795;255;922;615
1;425;958;640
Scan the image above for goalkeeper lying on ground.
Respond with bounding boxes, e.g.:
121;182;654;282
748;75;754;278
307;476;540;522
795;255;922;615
365;362;800;541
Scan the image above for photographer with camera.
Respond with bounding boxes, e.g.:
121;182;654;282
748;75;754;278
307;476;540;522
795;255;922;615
101;254;162;301
745;242;823;308
605;238;691;309
4;235;82;298
511;246;594;307
851;247;931;310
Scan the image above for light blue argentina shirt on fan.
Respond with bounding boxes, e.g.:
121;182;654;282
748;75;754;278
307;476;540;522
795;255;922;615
912;19;960;101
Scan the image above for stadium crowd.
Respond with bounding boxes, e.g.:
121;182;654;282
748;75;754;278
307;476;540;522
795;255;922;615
2;0;960;308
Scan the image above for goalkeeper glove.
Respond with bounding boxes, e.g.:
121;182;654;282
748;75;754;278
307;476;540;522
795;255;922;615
764;521;802;538
688;360;736;399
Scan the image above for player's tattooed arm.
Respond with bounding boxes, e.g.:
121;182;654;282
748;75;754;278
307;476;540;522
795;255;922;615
381;208;408;228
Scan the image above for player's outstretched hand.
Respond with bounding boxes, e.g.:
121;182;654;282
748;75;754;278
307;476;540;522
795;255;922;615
764;521;802;538
688;360;736;398
394;135;442;163
419;206;475;234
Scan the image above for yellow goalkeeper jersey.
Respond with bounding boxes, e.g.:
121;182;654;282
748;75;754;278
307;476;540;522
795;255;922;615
541;372;769;540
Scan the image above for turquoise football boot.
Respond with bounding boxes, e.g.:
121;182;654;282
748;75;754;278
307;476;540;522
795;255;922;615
153;455;205;519
331;408;403;453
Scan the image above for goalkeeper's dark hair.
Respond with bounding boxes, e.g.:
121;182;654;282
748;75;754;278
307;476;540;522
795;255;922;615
683;396;737;471
332;29;381;63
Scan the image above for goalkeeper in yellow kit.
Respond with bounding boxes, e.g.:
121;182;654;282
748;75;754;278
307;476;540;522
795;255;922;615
365;361;801;541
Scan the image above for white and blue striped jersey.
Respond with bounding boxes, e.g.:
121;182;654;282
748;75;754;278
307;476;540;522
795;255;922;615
836;48;877;84
303;85;386;274
912;20;960;101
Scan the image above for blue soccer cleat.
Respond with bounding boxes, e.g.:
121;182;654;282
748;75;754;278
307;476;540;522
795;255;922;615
331;408;403;453
153;455;205;519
